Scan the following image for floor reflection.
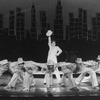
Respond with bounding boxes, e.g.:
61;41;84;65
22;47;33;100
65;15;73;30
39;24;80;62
39;87;48;92
52;87;61;92
0;75;100;97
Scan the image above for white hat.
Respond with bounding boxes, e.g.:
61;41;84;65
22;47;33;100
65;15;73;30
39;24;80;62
17;57;24;64
97;55;100;60
10;62;17;67
76;58;83;63
0;59;8;65
46;30;53;36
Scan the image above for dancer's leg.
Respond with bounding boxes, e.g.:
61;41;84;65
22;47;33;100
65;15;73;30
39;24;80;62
4;72;20;89
23;72;31;91
54;68;61;84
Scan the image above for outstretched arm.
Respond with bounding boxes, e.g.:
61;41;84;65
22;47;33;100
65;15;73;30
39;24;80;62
57;62;72;67
30;61;47;69
46;30;53;48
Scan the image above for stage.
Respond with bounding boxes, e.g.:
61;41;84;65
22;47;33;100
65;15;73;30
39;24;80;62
0;73;100;97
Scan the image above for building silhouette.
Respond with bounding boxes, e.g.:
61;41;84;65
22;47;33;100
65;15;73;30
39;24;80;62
87;29;92;41
16;7;25;40
78;8;83;40
53;0;63;40
30;3;37;40
91;13;100;41
66;8;88;41
68;12;74;40
82;9;88;40
8;10;15;37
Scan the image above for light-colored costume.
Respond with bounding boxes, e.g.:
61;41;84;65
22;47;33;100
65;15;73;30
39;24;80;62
93;55;100;74
81;55;100;83
0;60;9;77
44;30;62;84
32;60;57;90
75;58;99;89
22;61;37;92
4;58;25;89
58;62;79;91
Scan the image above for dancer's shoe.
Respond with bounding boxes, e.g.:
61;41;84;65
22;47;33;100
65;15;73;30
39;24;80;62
4;86;12;90
23;88;29;92
93;86;100;90
70;87;79;92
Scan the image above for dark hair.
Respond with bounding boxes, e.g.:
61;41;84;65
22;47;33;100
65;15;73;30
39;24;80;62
51;40;56;44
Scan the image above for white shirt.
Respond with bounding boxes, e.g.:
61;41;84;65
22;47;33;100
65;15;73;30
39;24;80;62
47;46;62;63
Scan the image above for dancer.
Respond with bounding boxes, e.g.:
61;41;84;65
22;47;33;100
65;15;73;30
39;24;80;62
4;58;25;90
94;55;100;73
31;60;59;91
81;55;100;83
4;58;37;91
57;61;79;91
44;30;62;85
22;61;37;92
0;59;9;77
75;58;99;90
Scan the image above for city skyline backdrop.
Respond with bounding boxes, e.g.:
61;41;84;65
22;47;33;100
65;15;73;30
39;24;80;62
1;0;100;30
0;0;99;61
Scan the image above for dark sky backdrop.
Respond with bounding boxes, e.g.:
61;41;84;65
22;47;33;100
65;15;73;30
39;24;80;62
1;0;100;33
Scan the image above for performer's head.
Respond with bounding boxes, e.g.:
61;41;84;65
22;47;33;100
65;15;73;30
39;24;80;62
0;59;9;68
51;40;56;46
76;58;83;65
17;57;24;67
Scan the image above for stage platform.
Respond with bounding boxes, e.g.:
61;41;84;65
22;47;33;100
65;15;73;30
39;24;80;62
0;74;100;97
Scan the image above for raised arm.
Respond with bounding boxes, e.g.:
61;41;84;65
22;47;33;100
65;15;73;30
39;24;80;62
48;36;52;48
46;30;53;48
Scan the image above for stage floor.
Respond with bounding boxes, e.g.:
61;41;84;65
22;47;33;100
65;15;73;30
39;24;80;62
0;74;100;97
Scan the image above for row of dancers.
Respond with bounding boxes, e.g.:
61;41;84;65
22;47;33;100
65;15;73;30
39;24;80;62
0;30;100;92
0;55;100;92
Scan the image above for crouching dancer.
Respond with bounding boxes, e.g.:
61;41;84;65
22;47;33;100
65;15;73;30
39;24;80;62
44;60;56;91
75;58;99;90
22;61;37;92
57;61;79;91
4;58;25;90
32;60;58;91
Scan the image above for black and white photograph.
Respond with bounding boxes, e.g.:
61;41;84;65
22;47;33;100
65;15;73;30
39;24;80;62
0;0;100;98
